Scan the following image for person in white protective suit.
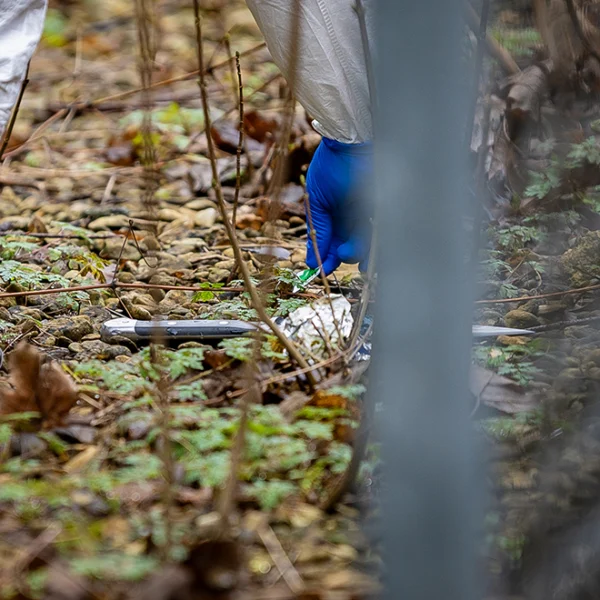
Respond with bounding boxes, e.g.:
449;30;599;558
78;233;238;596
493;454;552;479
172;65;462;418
0;0;374;275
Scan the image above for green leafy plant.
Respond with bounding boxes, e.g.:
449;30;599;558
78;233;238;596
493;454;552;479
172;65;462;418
191;282;224;302
48;244;110;282
248;480;296;511
0;260;71;289
566;138;600;168
525;168;562;200
69;553;159;582
493;225;545;252
0;240;40;260
473;343;542;386
218;336;287;362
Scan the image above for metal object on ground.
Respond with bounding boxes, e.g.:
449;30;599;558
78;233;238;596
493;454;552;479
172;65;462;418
101;316;531;345
472;325;534;337
100;318;259;342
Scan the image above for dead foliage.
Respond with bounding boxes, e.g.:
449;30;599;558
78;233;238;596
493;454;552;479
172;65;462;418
0;342;78;428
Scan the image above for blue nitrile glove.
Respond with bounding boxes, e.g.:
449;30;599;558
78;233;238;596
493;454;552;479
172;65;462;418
305;137;373;275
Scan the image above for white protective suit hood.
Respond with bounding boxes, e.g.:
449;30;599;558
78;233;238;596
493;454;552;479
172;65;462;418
0;0;47;137
245;0;374;145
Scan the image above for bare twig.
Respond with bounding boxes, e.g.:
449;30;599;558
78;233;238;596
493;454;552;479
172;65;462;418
0;231;117;240
256;519;305;595
265;0;302;217
192;0;316;387
0;281;319;300
224;35;239;106
128;219;159;268
218;361;257;533
152;342;175;560
475;283;600;304
0;61;31;161
135;0;160;224
347;224;377;350
3;108;68;160
54;42;267;111
303;193;345;349
320;400;370;512
233;52;245;227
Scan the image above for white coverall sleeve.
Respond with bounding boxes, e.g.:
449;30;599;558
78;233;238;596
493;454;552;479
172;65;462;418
0;0;47;137
245;0;374;145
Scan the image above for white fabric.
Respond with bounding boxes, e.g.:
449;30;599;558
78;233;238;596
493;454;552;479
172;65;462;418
0;0;47;137
245;0;374;144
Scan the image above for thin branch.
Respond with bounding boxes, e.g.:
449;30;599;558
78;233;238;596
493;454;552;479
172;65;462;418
192;0;316;387
0;281;319;300
319;399;370;512
0;61;31;161
347;225;377;350
0;232;117;240
56;42;267;111
232;52;245;227
135;0;160;224
265;0;302;215
217;361;256;533
303;195;345;345
256;521;305;594
3;108;68;160
475;283;600;304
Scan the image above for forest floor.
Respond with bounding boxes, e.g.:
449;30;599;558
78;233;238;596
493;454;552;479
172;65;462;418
1;1;600;599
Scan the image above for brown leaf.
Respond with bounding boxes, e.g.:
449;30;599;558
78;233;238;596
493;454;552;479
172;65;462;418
28;215;47;234
244;110;278;143
311;390;348;410
211;122;264;154
105;128;137;166
105;142;135;166
204;349;230;369
235;213;263;231
470;364;538;414
333;422;356;444
0;343;78;428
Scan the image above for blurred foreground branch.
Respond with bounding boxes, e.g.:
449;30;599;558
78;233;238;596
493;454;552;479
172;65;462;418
192;0;316;387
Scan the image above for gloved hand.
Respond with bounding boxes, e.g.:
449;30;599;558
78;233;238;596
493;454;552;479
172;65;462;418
305;137;373;275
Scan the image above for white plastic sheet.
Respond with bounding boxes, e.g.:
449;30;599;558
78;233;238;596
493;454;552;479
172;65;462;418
245;0;374;144
279;294;353;359
0;0;47;137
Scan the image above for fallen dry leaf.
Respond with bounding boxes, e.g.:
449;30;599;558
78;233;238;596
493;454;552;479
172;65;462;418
0;342;78;428
244;110;278;143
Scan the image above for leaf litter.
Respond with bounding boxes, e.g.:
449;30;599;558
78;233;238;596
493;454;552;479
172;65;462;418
0;2;376;598
8;0;600;598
